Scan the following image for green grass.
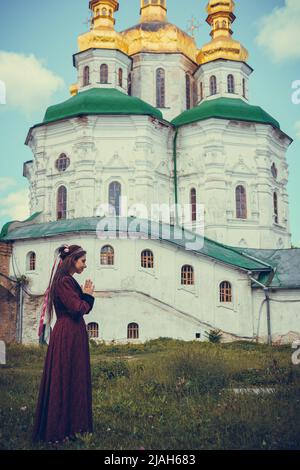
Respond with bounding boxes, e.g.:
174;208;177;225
0;338;300;450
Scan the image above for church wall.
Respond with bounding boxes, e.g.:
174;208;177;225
26;115;173;224
194;60;252;103
12;234;256;344
130;52;197;122
74;48;132;93
252;289;300;344
176;117;292;249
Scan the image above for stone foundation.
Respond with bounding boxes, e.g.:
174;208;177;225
0;242;19;343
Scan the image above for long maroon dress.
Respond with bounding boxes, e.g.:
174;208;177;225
32;274;95;443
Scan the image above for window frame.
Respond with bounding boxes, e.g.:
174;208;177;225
235;185;247;219
209;75;217;96
87;322;99;339
156;67;166;108
127;322;139;340
57;185;67;220
100;245;115;266
100;63;109;84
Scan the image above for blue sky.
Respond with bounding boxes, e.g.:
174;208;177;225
0;0;299;245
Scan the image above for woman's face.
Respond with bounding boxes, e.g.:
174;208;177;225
74;255;87;274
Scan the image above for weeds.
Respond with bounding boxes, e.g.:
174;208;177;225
0;339;299;450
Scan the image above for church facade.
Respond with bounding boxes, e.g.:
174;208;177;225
0;0;300;345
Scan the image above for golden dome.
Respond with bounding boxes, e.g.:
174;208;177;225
78;0;128;55
122;0;197;63
197;0;249;65
69;83;79;96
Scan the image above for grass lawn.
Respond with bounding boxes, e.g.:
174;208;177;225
0;338;300;450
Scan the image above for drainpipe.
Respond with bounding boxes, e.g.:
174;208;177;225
247;271;272;346
19;281;24;344
264;288;271;346
173;128;179;225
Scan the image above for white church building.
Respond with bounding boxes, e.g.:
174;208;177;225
1;0;300;345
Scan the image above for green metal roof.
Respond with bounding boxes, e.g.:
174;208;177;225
0;212;43;239
40;88;163;125
171;97;281;129
0;216;272;272
234;247;300;289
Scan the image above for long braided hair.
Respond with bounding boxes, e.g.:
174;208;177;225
38;244;86;343
47;244;87;324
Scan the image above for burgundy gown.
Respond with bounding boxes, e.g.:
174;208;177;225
32;274;95;443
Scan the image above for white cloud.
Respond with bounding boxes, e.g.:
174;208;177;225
0;177;17;192
0;188;30;221
256;0;300;62
0;51;65;115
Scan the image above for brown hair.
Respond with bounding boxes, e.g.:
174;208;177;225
47;244;86;323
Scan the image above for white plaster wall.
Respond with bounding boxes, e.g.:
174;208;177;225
11;234;264;344
252;288;300;343
74;48;132;94
176;118;292;249
194;59;252;103
130;52;197;121
26;115;173;224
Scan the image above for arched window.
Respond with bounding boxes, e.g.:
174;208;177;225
141;250;154;268
271;162;278;179
273;192;279;224
128;72;132;96
243;78;246;98
190;188;197;222
156;68;165;108
186;74;191;110
222;20;227;28
181;265;194;285
100;64;108;84
200;82;204;101
87;323;99;338
216;21;220;29
210;75;217;95
118;68;123;87
57;186;67;220
27;252;36;271
102;7;107;15
219;281;232;302
236;185;247;219
193;81;198;107
227;74;235;94
101;245;114;265
109;181;121;216
55;153;70;172
83;66;90;86
128;323;139;339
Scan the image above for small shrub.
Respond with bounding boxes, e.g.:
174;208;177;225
204;329;223;344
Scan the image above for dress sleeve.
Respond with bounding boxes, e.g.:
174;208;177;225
56;276;95;320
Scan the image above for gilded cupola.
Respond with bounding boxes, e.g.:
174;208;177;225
197;0;249;65
77;0;128;55
122;0;198;63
